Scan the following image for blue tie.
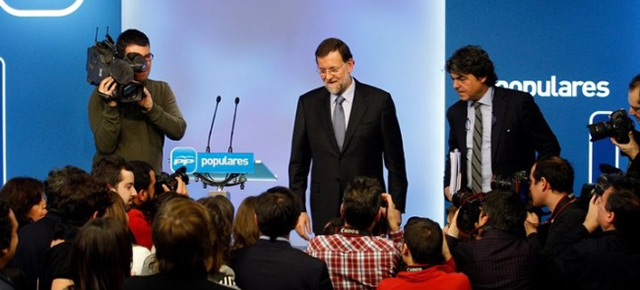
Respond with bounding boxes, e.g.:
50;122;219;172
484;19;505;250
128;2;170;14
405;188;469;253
333;95;346;150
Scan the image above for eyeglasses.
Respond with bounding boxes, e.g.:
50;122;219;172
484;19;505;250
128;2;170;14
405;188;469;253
144;53;154;61
317;63;345;76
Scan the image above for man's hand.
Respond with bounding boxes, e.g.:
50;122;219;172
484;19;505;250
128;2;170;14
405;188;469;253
447;208;461;239
98;77;117;107
611;131;640;159
525;212;539;236
444;186;453;202
138;87;153;112
582;194;600;233
161;177;188;196
295;212;312;241
382;193;401;231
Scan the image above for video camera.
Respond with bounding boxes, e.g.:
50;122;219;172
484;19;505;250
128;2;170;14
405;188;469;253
587;109;634;143
86;27;147;103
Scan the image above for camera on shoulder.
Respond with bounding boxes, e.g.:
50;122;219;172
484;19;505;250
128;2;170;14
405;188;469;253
86;27;146;103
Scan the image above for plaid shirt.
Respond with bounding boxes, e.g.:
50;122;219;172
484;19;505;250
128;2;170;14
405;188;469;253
306;229;403;290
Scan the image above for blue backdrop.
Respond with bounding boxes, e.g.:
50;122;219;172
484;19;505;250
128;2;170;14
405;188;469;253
446;0;640;192
2;1;446;246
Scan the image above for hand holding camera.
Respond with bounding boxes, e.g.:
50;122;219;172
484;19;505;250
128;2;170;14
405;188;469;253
582;194;601;233
610;131;640;159
381;193;401;232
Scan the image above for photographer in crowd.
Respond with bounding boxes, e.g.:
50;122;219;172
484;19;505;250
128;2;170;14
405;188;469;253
377;217;471;290
525;156;585;290
446;190;540;290
306;176;403;290
88;29;186;173
610;74;640;176
526;156;585;251
549;177;640;289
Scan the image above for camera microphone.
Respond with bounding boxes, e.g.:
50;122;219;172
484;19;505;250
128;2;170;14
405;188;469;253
206;96;222;153
228;97;240;153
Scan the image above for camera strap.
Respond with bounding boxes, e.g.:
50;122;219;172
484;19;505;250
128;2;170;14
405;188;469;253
98;91;117;103
545;195;577;225
339;227;371;237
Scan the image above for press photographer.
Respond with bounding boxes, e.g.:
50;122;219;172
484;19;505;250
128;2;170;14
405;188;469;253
306;176;403;289
88;29;186;173
449;170;529;238
446;190;540;289
589;74;640;177
526;156;585;248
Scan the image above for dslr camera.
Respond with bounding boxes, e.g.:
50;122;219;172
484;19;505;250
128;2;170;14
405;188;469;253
155;166;190;193
451;187;486;236
587;109;634;143
86;28;147;103
579;165;624;210
450;171;530;236
491;170;529;203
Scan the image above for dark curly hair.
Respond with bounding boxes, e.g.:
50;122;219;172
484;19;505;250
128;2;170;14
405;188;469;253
446;45;498;86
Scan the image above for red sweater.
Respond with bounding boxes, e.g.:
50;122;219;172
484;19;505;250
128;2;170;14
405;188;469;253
128;209;153;250
377;259;471;290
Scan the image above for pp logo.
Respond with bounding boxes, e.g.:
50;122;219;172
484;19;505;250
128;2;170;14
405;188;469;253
170;147;197;174
0;0;84;17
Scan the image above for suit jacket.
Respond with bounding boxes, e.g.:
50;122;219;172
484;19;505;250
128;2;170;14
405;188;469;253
289;79;408;234
444;86;560;189
447;229;540;290
232;239;333;290
123;272;228;290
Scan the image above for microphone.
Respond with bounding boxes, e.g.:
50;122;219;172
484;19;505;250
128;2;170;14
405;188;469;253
228;97;240;153
206;96;222;153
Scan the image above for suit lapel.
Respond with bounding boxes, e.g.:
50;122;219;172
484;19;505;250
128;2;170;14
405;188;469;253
491;87;508;164
343;80;368;152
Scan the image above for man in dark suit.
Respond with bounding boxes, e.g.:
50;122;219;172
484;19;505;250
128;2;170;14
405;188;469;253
446;190;540;289
444;45;560;201
232;186;333;290
289;38;408;238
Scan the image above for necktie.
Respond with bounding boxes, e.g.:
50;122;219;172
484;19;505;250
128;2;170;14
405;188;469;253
333;95;346;150
471;101;483;193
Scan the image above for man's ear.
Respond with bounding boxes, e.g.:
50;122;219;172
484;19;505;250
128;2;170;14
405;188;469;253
106;184;116;192
340;204;344;218
605;210;615;225
138;189;148;201
254;213;258;226
401;243;410;257
539;177;549;191
477;213;489;228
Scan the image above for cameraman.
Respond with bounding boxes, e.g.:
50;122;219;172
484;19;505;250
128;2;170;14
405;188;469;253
610;74;640;176
306;176;403;289
88;29;186;173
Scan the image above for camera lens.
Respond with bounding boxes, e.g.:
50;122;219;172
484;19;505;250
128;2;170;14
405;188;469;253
587;122;613;142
